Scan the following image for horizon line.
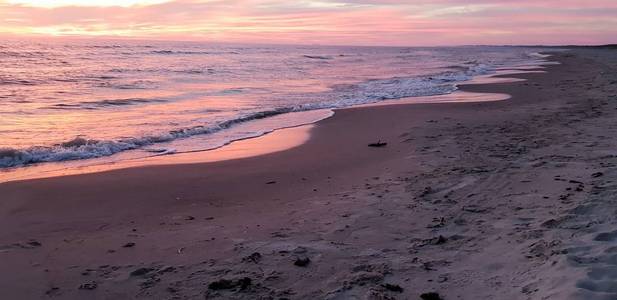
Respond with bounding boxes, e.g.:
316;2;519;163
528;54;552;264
1;34;614;48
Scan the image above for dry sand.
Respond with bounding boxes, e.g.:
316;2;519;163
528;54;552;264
1;48;617;299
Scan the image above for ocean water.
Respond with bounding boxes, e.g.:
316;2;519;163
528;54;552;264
0;39;550;170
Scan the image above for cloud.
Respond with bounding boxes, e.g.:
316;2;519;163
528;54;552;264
4;0;172;8
0;0;615;45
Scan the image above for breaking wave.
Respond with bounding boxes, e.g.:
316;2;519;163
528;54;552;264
0;62;495;169
0;108;296;168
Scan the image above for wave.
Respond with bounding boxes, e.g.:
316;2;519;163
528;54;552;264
319;62;493;106
303;55;333;60
0;78;40;86
49;97;167;110
108;67;216;75
529;52;550;59
174;69;207;74
150;50;239;55
95;80;158;90
46;88;263;111
76;45;155;49
0;108;294;168
0;62;496;169
0;51;48;59
82;45;123;49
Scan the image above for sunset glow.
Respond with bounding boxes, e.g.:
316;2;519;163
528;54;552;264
0;0;615;46
5;0;171;8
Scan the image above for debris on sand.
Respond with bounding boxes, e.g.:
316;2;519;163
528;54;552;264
368;140;388;147
208;279;235;290
432;235;447;245
242;252;262;263
419;186;434;198
592;172;604;178
382;283;404;292
420;292;443;300
45;287;60;296
294;257;311;267
27;240;42;247
208;277;252;290
130;267;155;277
237;277;252;290
9;239;42;249
122;242;136;248
418;235;448;247
78;281;97;290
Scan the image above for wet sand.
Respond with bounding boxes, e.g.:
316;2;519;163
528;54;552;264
2;49;617;299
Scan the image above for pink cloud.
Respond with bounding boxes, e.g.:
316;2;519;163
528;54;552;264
0;0;615;45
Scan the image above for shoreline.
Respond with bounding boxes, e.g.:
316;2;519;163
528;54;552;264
2;49;617;299
1;46;549;178
0;65;540;183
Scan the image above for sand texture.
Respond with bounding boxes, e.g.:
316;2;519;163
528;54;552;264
2;48;617;299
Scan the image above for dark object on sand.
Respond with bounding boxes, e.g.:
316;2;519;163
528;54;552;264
294;257;311;267
266;181;277;184
130;267;154;277
122;242;135;248
434;235;447;245
368;140;388;147
419;186;433;197
237;277;252;290
243;252;262;263
420;292;443;300
27;240;42;247
45;287;60;296
382;283;404;292
592;172;604;178
208;279;236;290
78;281;98;290
208;277;252;290
14;239;42;249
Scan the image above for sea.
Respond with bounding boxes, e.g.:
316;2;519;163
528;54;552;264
0;39;552;175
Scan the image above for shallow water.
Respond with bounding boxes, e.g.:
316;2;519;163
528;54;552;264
0;39;551;170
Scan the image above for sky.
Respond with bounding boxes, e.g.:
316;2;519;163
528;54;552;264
0;0;615;46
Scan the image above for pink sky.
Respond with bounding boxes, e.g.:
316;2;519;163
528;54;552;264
0;0;615;46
